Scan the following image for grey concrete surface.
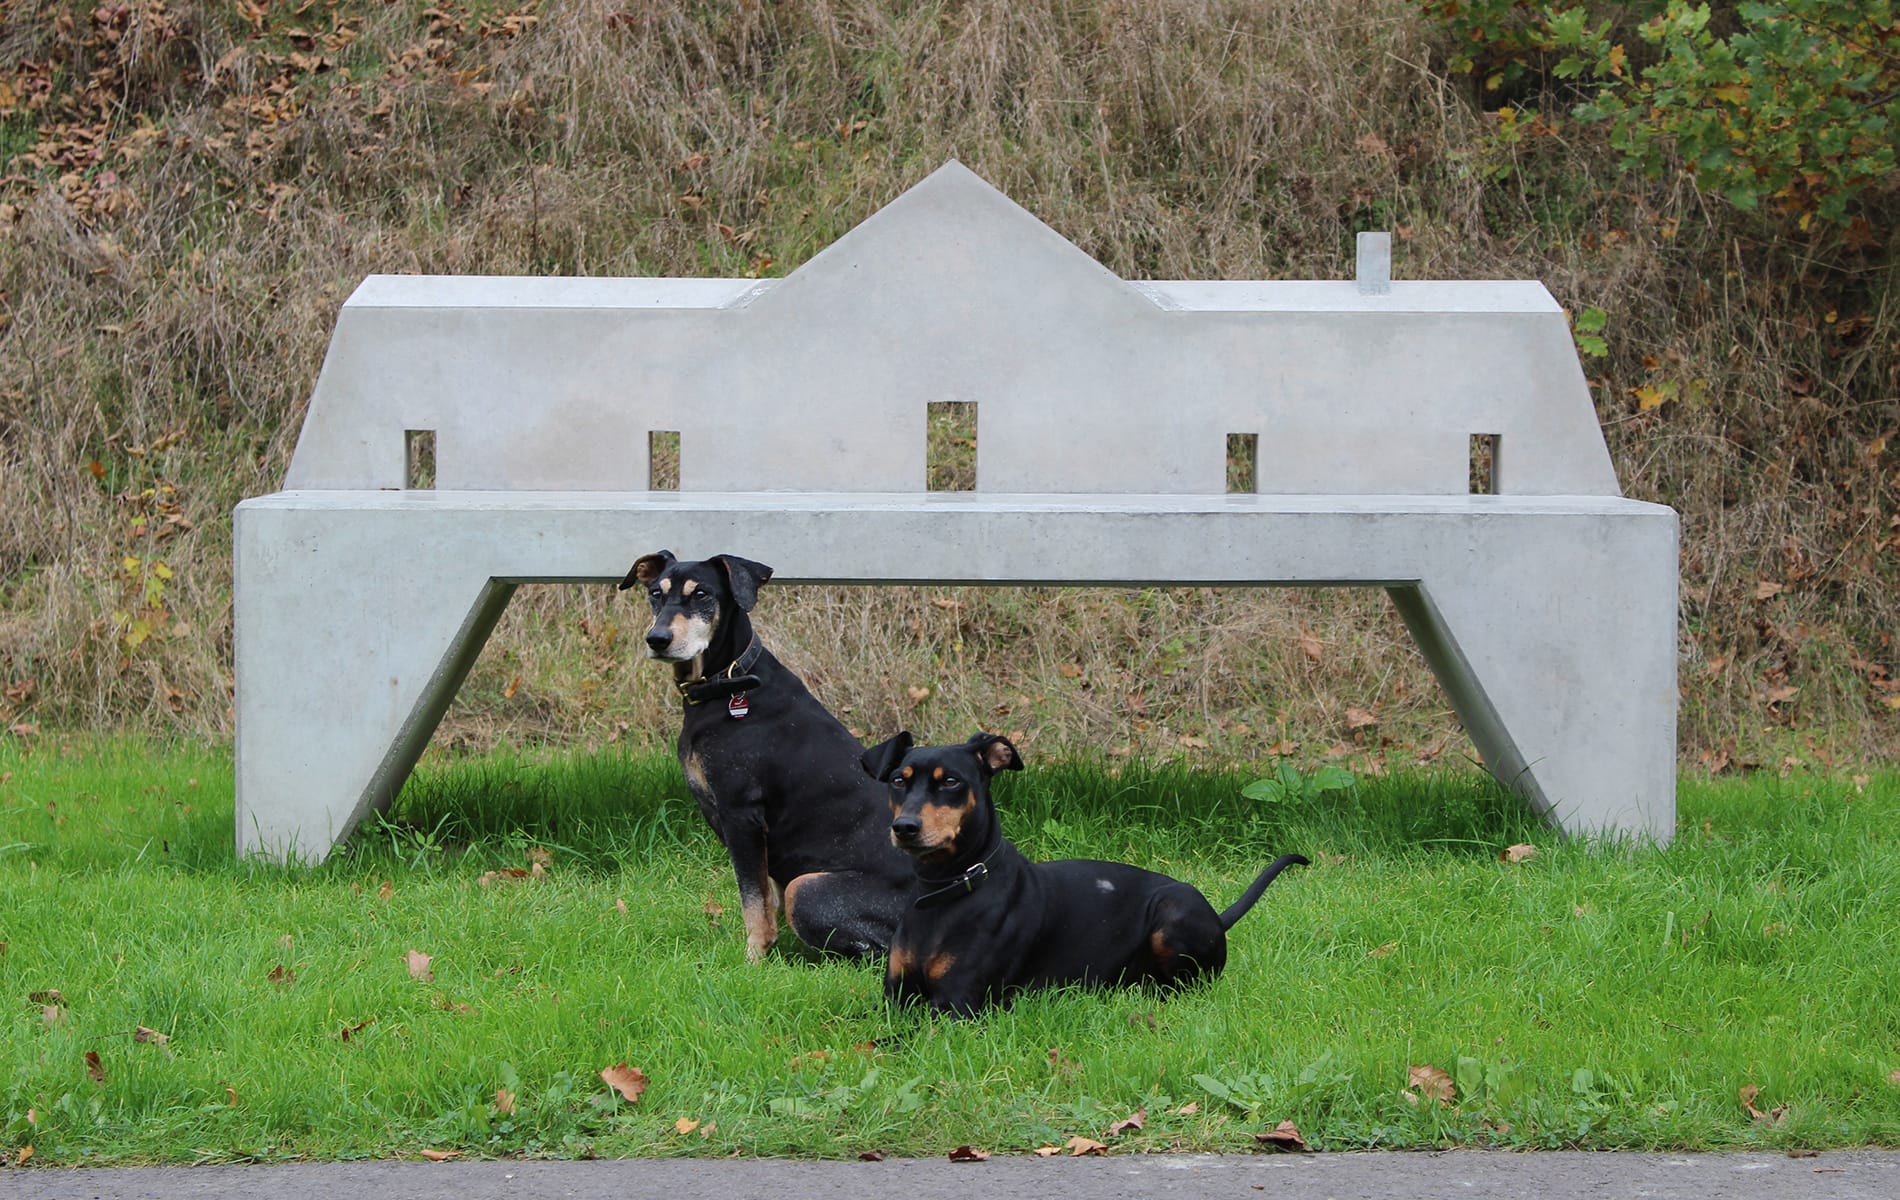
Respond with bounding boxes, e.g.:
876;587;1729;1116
7;1151;1898;1200
234;159;1679;864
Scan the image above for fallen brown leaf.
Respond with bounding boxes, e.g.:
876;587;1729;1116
28;989;64;1005
857;1149;885;1161
1409;1063;1454;1103
947;1145;990;1162
406;950;434;982
1254;1119;1309;1152
526;846;553;868
674;1117;699;1135
85;1050;105;1083
1345;705;1379;729
1032;1145;1062;1157
41;1004;63;1026
133;1025;168;1045
336;1017;375;1041
418;1148;460;1161
615;898;628;915
15;1145;31;1166
377;879;393;902
495;1088;516;1116
226;1087;238;1106
1299;628;1324;664
601;1062;648;1103
268;964;294;987
1066;1135;1107;1156
1107;1107;1146;1134
1173;1102;1200;1116
1367;941;1398;958
1500;843;1538;863
1888;1070;1900;1088
1740;1083;1788;1125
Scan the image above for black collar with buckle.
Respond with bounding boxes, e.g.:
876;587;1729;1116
912;828;1003;910
674;635;763;706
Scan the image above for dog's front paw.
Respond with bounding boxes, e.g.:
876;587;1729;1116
744;929;778;962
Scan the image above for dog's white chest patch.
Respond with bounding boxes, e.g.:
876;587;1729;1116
1096;879;1115;893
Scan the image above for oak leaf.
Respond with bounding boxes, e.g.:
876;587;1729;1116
1739;1083;1787;1125
601;1063;648;1103
1254;1119;1309;1152
1066;1135;1107;1156
1299;629;1323;663
1107;1107;1146;1134
947;1145;990;1162
674;1117;699;1135
1409;1063;1454;1103
406;950;434;982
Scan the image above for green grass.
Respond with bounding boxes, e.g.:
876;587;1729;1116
3;739;1898;1164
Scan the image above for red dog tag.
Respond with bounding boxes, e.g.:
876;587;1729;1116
727;694;750;719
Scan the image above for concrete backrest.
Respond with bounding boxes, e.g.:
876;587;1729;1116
286;161;1619;497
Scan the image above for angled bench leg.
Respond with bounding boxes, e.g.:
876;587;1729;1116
234;506;515;863
1385;536;1677;843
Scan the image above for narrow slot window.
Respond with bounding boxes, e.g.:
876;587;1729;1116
1469;433;1500;495
927;401;976;492
649;430;681;491
404;429;436;490
1226;433;1259;494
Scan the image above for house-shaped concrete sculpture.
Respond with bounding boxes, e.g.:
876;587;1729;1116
236;161;1677;862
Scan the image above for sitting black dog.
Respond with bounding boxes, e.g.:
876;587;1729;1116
861;731;1308;1015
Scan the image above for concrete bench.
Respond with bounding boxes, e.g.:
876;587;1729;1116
233;161;1678;863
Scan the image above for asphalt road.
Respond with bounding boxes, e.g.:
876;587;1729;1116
7;1151;1899;1200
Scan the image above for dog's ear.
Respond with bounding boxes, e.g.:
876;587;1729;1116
966;732;1023;774
620;550;675;591
710;554;774;611
861;731;914;782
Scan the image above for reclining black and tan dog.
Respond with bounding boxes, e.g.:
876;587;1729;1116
862;731;1307;1015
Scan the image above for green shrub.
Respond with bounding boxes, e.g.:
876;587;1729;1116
1422;0;1898;229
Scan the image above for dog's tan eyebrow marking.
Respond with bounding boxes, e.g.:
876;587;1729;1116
899;765;914;781
658;578;672;594
926;951;956;981
932;766;945;782
682;579;698;596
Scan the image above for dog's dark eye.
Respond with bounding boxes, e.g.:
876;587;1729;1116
940;776;960;789
647;587;663;601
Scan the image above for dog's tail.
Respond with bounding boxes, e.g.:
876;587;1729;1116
1218;853;1310;930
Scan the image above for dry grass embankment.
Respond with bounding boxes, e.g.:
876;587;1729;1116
1;0;1894;775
